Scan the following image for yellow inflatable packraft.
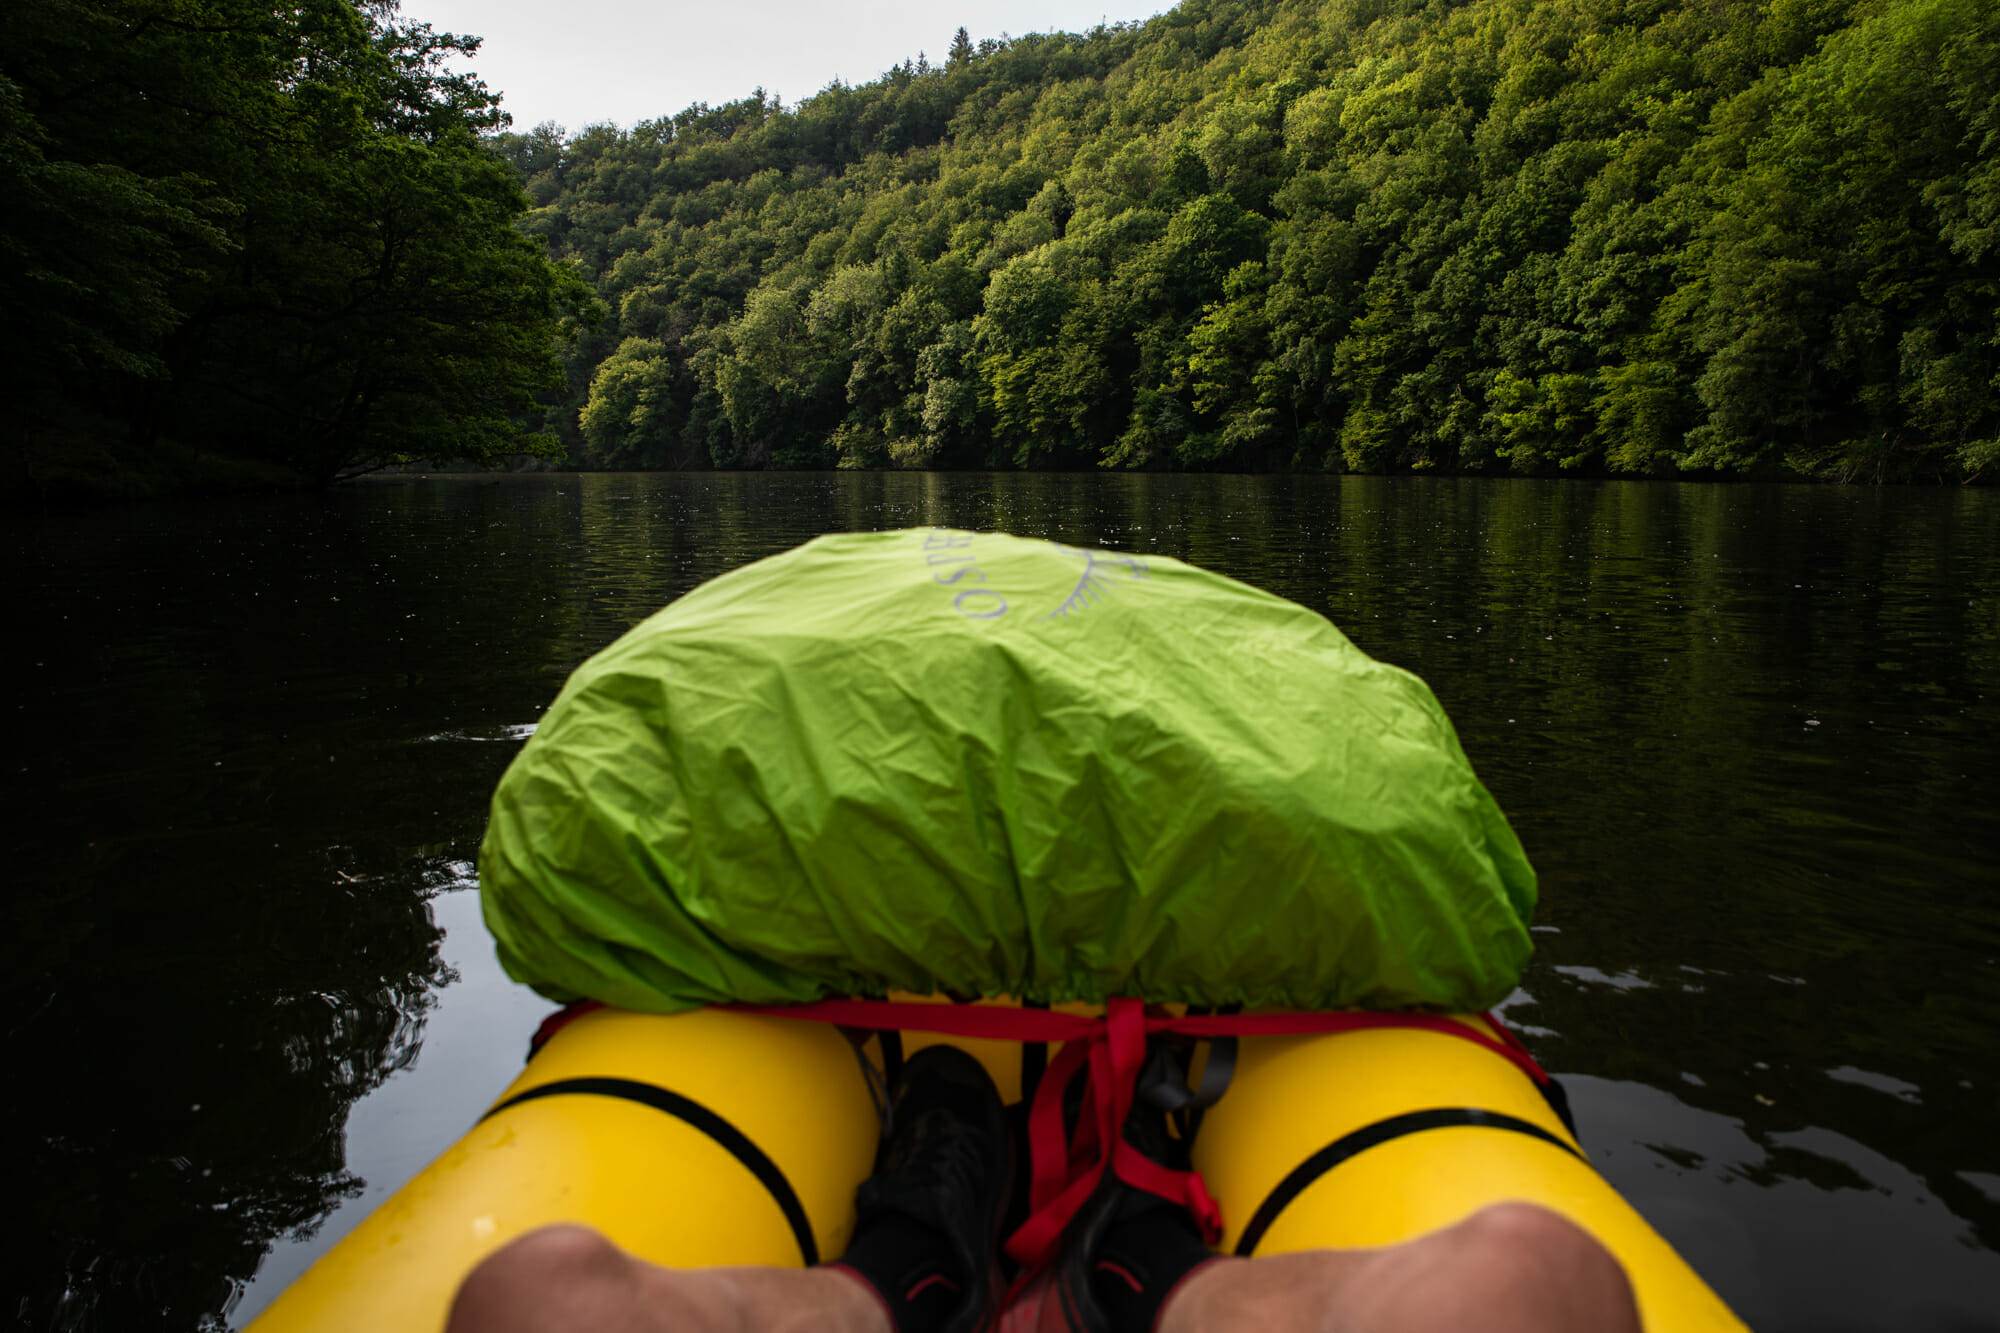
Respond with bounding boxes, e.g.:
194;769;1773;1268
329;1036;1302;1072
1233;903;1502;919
247;1002;1745;1332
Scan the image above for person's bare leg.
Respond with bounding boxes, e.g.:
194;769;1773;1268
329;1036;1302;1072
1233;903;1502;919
1157;1203;1642;1333
445;1224;893;1333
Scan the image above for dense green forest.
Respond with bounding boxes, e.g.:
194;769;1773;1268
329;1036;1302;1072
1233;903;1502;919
6;0;1996;491
499;0;1998;482
2;0;590;495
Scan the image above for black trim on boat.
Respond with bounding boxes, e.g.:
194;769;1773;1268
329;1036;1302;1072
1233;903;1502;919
1234;1108;1586;1257
482;1077;819;1265
1540;1074;1580;1139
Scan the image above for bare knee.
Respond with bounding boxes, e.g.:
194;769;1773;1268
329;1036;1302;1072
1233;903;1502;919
448;1225;634;1333
1454;1201;1598;1251
1452;1202;1621;1272
1443;1204;1640;1331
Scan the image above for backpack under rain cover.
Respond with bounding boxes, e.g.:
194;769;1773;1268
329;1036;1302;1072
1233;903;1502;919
479;530;1536;1013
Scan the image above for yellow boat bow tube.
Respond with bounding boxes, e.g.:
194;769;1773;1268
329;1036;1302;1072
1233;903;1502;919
248;999;1746;1332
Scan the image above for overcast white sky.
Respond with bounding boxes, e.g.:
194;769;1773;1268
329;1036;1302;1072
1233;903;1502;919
404;1;1165;134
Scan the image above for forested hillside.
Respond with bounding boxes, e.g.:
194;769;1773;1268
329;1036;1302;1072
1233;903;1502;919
504;0;1999;481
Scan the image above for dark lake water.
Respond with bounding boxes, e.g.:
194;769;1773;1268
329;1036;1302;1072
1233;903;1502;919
8;472;1999;1331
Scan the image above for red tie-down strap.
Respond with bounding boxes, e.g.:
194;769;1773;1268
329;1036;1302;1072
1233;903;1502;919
725;997;1552;1276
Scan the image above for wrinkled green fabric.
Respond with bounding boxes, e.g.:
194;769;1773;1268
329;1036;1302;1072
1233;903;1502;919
480;530;1535;1013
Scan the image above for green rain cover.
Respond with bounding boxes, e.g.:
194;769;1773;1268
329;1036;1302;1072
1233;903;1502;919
480;530;1535;1013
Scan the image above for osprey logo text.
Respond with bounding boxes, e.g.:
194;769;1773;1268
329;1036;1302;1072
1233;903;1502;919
922;529;1009;619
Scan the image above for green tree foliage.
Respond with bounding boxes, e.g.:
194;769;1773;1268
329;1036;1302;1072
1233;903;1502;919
509;0;1999;480
1653;0;2000;480
3;0;592;490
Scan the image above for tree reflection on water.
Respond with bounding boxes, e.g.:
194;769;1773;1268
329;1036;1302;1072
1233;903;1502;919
12;851;452;1329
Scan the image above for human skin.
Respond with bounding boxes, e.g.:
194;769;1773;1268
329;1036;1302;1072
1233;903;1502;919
447;1202;1641;1333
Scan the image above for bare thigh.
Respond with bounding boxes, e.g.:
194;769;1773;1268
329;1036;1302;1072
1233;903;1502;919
1159;1203;1643;1333
445;1225;889;1333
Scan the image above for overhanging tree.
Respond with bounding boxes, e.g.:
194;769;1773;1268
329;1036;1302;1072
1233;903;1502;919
2;0;593;487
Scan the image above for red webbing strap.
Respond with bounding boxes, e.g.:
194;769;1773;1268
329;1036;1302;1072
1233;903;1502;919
728;997;1552;1274
1479;1008;1544;1069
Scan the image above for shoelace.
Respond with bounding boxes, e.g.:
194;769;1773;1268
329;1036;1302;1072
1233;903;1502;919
888;1109;991;1202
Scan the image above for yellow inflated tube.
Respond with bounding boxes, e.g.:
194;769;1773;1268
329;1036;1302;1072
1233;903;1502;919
246;1007;881;1333
1190;1016;1746;1332
250;1003;1746;1333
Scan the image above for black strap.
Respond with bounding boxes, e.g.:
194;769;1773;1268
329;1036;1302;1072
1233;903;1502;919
838;1027;894;1141
1021;999;1049;1103
1140;1037;1237;1114
481;1077;820;1266
877;1028;904;1094
1233;1108;1585;1257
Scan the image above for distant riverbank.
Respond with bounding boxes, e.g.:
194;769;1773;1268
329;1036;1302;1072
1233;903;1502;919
15;442;1992;512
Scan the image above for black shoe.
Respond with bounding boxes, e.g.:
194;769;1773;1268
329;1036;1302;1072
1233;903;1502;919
836;1046;1014;1333
1053;1049;1218;1333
